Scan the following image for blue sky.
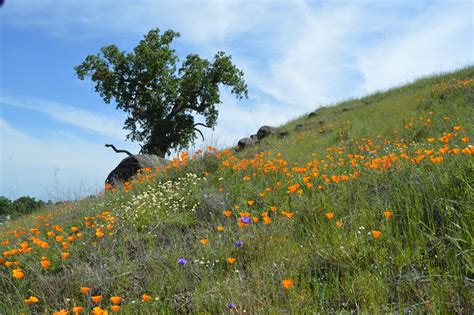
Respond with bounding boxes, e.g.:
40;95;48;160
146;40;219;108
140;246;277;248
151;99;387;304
0;0;472;201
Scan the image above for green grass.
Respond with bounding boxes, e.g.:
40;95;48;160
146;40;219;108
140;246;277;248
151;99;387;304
1;66;473;314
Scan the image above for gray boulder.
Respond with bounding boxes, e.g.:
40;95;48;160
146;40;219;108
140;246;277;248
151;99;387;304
256;126;277;140
295;124;304;131
106;154;169;186
308;112;316;118
250;134;259;140
278;131;289;139
237;137;257;150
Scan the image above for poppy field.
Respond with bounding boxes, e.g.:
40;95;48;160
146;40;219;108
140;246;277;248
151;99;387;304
1;67;473;313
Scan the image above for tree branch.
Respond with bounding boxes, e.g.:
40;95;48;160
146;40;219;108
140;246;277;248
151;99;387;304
105;144;133;156
193;123;211;128
194;128;204;141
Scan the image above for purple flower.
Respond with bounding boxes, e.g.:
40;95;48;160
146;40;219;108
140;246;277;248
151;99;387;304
240;216;251;224
227;303;236;309
177;257;188;265
234;240;244;247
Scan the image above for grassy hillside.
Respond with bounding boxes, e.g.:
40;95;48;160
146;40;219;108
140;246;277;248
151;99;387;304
1;67;473;314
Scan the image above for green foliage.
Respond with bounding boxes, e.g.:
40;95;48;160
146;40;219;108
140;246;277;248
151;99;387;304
75;28;248;156
0;196;44;217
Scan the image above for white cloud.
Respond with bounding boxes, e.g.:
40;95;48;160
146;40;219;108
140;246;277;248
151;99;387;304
0;95;127;140
357;2;474;93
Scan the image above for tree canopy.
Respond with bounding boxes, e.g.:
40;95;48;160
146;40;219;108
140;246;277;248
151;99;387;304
75;28;248;157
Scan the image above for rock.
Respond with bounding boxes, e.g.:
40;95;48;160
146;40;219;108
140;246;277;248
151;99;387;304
295;124;304;131
342;108;349;112
256;126;277;140
106;154;169;186
250;134;259;140
308;112;316;118
278;131;289;139
237;137;257;150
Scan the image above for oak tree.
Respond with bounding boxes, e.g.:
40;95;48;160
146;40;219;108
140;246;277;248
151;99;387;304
75;28;248;157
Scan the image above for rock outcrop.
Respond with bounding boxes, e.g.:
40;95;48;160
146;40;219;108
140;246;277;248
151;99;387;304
237;137;258;150
256;126;277;140
106;154;169;186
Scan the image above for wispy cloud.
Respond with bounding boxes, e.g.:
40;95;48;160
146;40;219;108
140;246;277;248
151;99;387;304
0;118;136;200
0;95;127;140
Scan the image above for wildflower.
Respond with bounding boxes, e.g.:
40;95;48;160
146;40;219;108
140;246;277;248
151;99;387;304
263;216;272;224
270;206;278;212
111;305;121;312
61;252;70;259
177;258;188;265
142;294;151;302
12;268;24;279
384;211;392;219
91;295;103;303
371;230;382;238
325;212;334;220
200;239;208;245
227;303;236;309
453;125;462;131
110;296;122;304
288;184;299;193
247;200;255;206
24;296;39;304
216;226;224;232
336;220;344;228
53;309;69;315
80;287;91;294
227;257;236;264
240;216;251;225
234;240;244;247
72;306;84;314
96;228;105;238
91;306;107;315
282;278;294;289
223;211;232;217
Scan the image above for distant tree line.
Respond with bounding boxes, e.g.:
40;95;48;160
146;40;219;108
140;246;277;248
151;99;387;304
0;196;46;220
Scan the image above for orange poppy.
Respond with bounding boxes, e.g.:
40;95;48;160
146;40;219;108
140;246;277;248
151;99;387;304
227;257;236;264
325;212;334;220
200;239;208;245
80;287;91;294
371;230;382;238
91;295;103;303
110;296;122;304
282;278;294;289
142;294;151;302
24;296;39;304
384;211;392;219
111;305;121;312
